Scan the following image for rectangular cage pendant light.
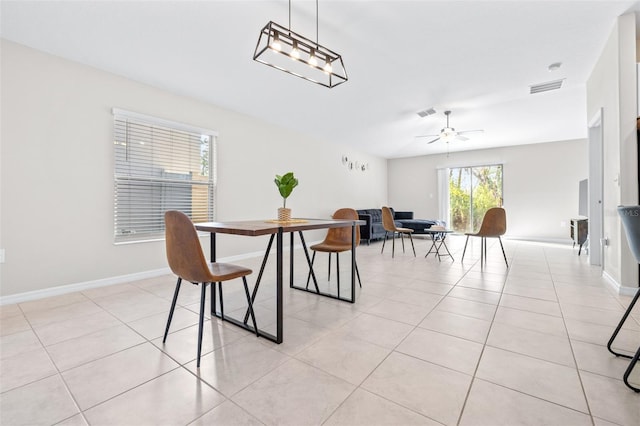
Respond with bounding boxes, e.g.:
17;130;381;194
253;21;347;88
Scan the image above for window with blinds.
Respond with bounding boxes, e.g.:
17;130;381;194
113;109;216;243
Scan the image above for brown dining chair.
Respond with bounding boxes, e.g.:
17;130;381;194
163;210;258;368
306;208;362;290
381;206;416;258
461;207;508;266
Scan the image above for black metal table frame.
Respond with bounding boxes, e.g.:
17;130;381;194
199;220;359;344
424;230;454;261
287;231;358;302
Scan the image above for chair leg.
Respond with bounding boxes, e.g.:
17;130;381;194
462;236;470;261
355;261;362;288
482;238;487;264
608;288;640;358
498;237;508;267
382;232;389;253
242;277;259;337
392;232;396;258
328;252;332;281
211;279;216;315
623;345;640;392
163;277;182;343
484;238;488;264
197;282;207;368
606;287;640;392
400;232;406;253
408;233;416;256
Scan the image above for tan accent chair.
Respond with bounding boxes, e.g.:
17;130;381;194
381;206;416;257
163;210;258;368
306;208;362;290
461;207;508;266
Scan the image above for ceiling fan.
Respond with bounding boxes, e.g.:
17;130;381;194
416;110;483;144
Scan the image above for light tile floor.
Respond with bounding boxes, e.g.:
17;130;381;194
1;236;639;425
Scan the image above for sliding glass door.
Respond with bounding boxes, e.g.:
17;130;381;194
449;164;503;233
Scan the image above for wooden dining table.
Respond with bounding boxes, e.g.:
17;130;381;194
195;218;363;344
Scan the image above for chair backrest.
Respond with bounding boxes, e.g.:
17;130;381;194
618;205;640;263
381;206;397;232
323;208;360;247
476;207;507;237
164;210;212;283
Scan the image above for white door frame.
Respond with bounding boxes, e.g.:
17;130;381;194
588;108;604;268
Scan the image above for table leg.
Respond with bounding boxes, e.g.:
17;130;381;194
290;232;294;288
276;228;283;343
210;232;216;262
351;222;357;304
290;226;355;303
298;231;320;292
425;234;437;258
209;231;281;344
243;234;274;323
210;233;217;315
434;237;442;260
439;236;454;261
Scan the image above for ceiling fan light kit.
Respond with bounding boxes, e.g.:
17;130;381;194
253;1;347;88
416;110;483;144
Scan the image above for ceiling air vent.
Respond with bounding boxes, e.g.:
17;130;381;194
417;107;436;118
529;78;565;94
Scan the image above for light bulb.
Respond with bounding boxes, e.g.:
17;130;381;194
271;33;281;51
308;49;318;66
323;59;333;74
441;127;456;142
290;41;300;59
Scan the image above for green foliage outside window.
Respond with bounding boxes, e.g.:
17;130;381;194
449;165;502;233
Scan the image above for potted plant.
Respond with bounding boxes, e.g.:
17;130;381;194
274;172;299;221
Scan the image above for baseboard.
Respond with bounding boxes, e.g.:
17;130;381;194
503;236;573;245
0;241;321;306
0;268;171;306
602;270;639;296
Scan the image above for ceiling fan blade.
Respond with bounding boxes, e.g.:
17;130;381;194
414;134;439;138
457;129;484;135
426;137;441;144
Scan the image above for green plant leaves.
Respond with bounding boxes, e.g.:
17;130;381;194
274;172;299;207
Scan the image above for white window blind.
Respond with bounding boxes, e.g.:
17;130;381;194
113;109;216;243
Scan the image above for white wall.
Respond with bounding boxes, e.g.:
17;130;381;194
0;40;388;298
388;139;588;241
586;13;638;291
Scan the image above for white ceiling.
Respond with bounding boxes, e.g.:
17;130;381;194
2;0;639;158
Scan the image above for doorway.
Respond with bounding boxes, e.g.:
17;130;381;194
588;109;604;268
448;164;503;233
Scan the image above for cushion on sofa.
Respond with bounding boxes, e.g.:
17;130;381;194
398;219;437;233
356;208;442;243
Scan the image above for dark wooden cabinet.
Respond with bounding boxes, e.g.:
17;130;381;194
570;218;588;255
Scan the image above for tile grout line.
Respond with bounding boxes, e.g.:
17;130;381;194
544;247;596;426
319;245;480;426
454;242;512;426
15;300;88;425
4;241;636;425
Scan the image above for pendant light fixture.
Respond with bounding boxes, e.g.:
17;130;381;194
253;0;348;88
